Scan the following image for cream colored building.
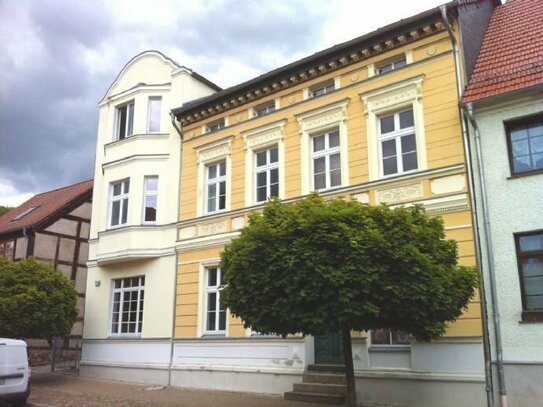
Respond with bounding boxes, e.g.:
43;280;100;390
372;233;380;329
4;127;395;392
81;51;219;383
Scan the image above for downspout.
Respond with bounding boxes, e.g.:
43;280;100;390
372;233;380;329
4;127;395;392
168;112;184;386
440;6;495;407
464;104;508;407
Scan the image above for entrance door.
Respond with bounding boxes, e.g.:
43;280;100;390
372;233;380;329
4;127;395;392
314;332;344;364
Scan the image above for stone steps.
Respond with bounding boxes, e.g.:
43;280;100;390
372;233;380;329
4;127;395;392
285;364;347;405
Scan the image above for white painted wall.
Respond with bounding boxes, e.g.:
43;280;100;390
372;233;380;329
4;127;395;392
470;95;543;363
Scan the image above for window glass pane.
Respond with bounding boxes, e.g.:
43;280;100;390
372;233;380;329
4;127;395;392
115;280;122;289
330;169;341;187
270;183;279;198
208;293;217;311
207;311;216;331
402;151;418;172
328;131;340;148
512;140;529;156
401;134;417;153
522;257;543;277
218;310;226;330
269;147;278;163
208;268;217;286
256;151;267;167
314;157;326;174
399;110;414;129
510;128;528;142
371;329;390;344
394;59;407;69
208;165;217;179
382;139;396;158
313;135;325;152
256;171;267;188
144;196;157;222
524;276;543;297
329;153;341;170
380;115;395;134
534;153;543;170
526;295;543;310
219;180;226;196
124;180;129;193
219;162;226;176
314;173;326;190
118;107;127;139
148;98;161;133
208;183;216;200
383;157;398;176
270;168;278;184
257;186;267;202
514;156;532;173
378;64;393;74
113;183;121;196
519;234;543;251
219;194;226;210
207;195;215;213
121;198;128;224
392;331;410;344
111;201;120;226
528;124;543;138
127;104;134;136
145;177;158;192
530;136;543;153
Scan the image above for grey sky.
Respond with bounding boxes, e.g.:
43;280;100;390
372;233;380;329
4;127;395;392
0;0;447;206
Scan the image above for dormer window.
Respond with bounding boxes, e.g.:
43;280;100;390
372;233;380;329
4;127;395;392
253;101;276;117
205;118;225;133
376;55;407;75
116;101;135;140
310;80;335;98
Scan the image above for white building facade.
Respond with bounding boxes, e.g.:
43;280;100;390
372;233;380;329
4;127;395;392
81;51;219;384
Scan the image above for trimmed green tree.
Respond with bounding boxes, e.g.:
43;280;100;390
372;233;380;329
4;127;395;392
0;257;77;340
221;194;478;406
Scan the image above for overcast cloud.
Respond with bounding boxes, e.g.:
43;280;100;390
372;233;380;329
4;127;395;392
0;0;446;206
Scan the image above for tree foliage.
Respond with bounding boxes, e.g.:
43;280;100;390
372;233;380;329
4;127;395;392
0;257;78;339
0;206;13;217
221;194;478;340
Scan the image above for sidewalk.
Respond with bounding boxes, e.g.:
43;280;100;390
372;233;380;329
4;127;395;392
28;369;320;407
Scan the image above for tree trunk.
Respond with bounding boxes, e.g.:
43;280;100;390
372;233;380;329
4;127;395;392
342;328;357;406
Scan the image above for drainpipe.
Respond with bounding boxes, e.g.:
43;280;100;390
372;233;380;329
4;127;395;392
440;6;495;407
464;104;508;407
168;112;184;386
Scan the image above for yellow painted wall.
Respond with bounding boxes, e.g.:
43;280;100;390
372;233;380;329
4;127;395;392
175;28;482;339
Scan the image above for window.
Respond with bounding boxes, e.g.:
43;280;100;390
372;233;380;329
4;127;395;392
110;276;145;335
255;147;279;202
206;161;226;214
376;56;407;75
371;329;410;345
116;101;134;140
507;114;543;175
142;176;158;223
109;180;129;227
379;109;417;176
0;241;14;259
10;206;40;222
515;231;543;321
312;129;341;190
310;80;335;98
205;118;225;133
147;97;162;133
253;102;276;117
204;267;226;334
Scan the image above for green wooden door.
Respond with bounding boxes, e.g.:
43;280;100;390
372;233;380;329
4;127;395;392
314;332;344;364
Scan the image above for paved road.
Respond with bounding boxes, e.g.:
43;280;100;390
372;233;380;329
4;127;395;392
26;370;319;407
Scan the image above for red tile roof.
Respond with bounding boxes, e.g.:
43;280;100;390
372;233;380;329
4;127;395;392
463;0;543;103
0;179;93;236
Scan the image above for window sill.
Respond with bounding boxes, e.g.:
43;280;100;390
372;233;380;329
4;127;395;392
201;333;227;338
369;345;411;352
107;334;142;339
520;311;543;323
507;169;543;180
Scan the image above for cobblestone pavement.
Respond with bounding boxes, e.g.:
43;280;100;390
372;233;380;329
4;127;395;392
25;370;319;407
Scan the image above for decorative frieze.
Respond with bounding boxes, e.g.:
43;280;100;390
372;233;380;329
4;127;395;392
231;216;245;230
377;183;423;203
199;221;227;236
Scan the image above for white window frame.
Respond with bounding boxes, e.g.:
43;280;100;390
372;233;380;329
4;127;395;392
108;179;130;228
142;176;158;224
370;329;410;346
110;276;145;336
254;146;280;202
297;100;349;195
378;109;417;177
360;75;426;181
311;129;342;191
195;138;232;216
242;120;286;206
205;161;227;214
203;266;227;335
368;51;413;78
115;100;135;140
203;118;227;134
251;99;279;118
303;77;340;100
147;97;162;133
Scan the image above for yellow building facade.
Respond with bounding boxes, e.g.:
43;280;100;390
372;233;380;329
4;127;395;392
170;3;497;406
